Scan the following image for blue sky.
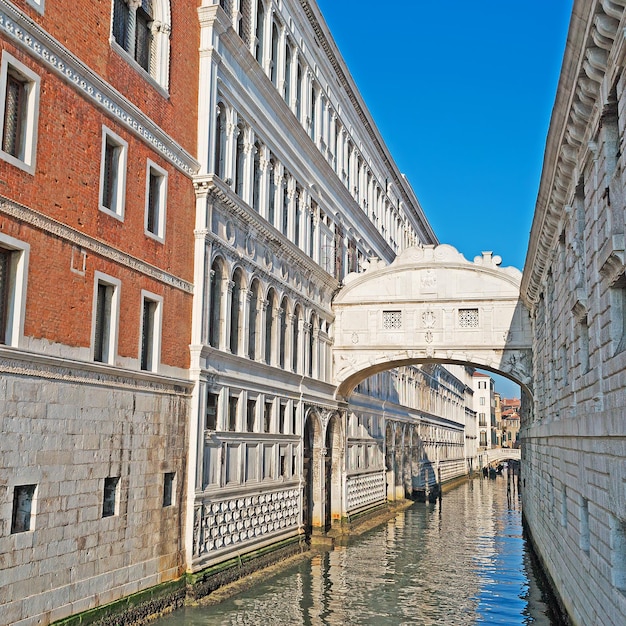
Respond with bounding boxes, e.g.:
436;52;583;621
316;0;573;398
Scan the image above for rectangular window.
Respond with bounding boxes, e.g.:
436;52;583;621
228;395;238;431
479;397;486;406
163;472;175;507
245;444;258;482
99;127;127;219
92;273;120;364
264;398;273;433
263;444;274;479
206;391;218;430
140;292;162;372
102;477;120;517
610;515;626;591
383;310;402;330
0;52;40;174
247;398;257;432
226;444;240;484
145;161;167;240
202;443;219;488
459;308;479;328
611;274;626;355
0;235;28;347
11;484;36;533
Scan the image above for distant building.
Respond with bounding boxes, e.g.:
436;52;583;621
499;398;520;448
472;372;494;449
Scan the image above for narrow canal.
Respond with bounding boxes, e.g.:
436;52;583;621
157;474;559;625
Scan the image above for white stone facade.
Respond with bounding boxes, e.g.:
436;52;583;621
521;0;626;623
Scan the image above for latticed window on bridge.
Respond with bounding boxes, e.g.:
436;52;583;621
383;310;402;329
458;308;479;328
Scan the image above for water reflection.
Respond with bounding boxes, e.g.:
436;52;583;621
156;476;555;625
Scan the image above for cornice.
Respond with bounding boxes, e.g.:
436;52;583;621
0;346;192;395
0;0;199;175
194;174;339;313
522;0;626;307
298;0;437;246
0;195;193;293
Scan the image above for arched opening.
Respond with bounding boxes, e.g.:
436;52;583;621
264;288;276;365
214;103;227;179
326;413;343;529
279;296;288;369
302;411;323;536
292;304;301;373
229;267;244;354
208;257;226;349
235;122;246;197
248;278;261;360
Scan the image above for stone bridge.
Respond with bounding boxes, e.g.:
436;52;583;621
479;448;521;468
332;244;533;399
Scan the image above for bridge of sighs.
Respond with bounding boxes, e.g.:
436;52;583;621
305;245;534;531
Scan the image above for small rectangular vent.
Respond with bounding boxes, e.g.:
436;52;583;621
383;310;402;330
459;308;479;328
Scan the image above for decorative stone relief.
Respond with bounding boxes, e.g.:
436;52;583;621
193;488;299;558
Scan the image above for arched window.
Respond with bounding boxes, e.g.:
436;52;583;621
282;173;290;235
310;84;317;142
248;278;260;360
284;43;292;104
279;296;288;369
255;0;265;64
112;0;171;89
294;185;301;248
268;159;276;226
253;141;262;212
292;305;301;373
270;22;280;86
230;268;244;354
308;313;316;377
296;63;302;120
235;123;246;196
265;289;276;365
209;258;225;348
214;103;227;179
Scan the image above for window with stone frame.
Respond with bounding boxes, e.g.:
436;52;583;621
11;484;36;533
140;292;161;372
102;477;119;517
93;273;120;364
99;127;127;219
145;160;167;240
0;52;40;174
610;273;626;355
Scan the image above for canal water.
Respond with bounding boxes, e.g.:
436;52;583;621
157;475;558;625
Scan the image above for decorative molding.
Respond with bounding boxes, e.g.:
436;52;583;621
0;348;192;395
0;195;193;293
193;488;299;559
0;0;199;175
346;471;385;511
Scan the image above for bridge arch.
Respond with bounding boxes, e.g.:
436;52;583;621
332;244;533;400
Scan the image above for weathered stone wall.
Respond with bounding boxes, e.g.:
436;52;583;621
521;1;626;623
0;361;190;626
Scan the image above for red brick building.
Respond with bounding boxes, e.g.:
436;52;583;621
0;0;198;623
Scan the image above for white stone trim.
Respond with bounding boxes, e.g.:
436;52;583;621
0;231;29;348
91;271;121;365
99;125;128;221
0;0;198;174
0;50;40;175
139;289;163;373
144;158;167;241
0;195;193;293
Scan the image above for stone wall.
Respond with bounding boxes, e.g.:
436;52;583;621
521;1;626;623
0;357;190;626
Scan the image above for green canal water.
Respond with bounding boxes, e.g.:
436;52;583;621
156;475;559;625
